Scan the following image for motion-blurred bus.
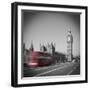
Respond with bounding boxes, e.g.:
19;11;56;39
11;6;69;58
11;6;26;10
26;51;55;68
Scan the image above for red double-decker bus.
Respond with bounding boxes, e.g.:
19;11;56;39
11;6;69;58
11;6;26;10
26;51;55;68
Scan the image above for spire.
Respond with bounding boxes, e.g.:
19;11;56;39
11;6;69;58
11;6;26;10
30;40;34;52
40;43;42;51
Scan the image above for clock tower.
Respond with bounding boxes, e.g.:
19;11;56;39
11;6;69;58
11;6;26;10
67;30;73;62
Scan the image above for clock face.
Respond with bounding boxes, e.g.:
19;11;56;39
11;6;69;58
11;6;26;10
67;36;71;41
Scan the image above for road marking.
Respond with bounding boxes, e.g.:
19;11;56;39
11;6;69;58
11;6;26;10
34;64;64;71
67;70;74;75
34;64;70;76
34;62;73;71
67;66;77;75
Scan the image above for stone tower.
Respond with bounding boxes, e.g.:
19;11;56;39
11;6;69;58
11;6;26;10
40;44;47;52
29;41;34;53
67;30;73;62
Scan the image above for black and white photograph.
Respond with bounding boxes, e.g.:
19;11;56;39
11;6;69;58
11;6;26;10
22;10;80;77
11;2;88;87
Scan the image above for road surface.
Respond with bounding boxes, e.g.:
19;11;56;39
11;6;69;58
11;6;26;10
23;62;80;77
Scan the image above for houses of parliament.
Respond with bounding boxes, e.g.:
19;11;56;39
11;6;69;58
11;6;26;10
23;30;73;63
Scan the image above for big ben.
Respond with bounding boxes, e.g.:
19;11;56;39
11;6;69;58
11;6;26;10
67;30;73;62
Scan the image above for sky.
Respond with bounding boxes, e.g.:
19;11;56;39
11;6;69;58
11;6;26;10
22;10;80;57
